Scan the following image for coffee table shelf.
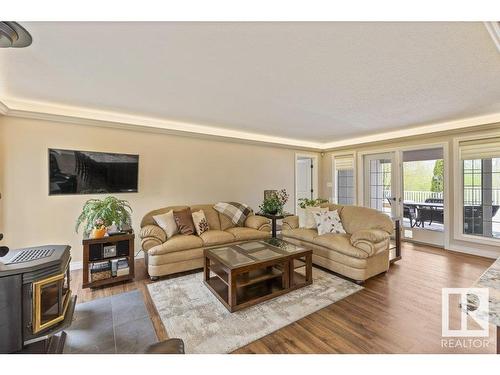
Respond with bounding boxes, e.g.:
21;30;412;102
203;239;312;312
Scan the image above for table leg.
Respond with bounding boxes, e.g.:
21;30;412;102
204;256;210;282
395;219;401;259
271;218;277;238
228;271;237;310
282;260;290;289
497;326;499;354
305;254;313;283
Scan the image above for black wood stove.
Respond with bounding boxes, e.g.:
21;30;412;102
0;244;76;353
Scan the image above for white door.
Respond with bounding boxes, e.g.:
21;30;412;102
296;157;313;211
363;152;398;218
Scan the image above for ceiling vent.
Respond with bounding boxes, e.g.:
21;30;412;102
484;22;500;53
0;22;32;48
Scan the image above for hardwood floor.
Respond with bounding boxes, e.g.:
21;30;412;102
70;242;497;353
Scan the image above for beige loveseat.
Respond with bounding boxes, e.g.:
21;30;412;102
140;204;271;279
282;204;393;283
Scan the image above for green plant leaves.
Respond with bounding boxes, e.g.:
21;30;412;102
75;196;133;235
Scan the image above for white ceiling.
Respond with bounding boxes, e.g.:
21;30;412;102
0;22;499;147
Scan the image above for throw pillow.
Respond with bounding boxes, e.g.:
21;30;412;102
304;206;328;229
313;210;347;235
214;202;253;227
173;208;196;235
192;210;209;236
152;210;178;239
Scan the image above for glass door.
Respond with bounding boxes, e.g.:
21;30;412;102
400;147;445;247
364;152;398;217
32;270;71;333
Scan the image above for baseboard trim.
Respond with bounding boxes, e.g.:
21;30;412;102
445;244;499;259
70;251;144;271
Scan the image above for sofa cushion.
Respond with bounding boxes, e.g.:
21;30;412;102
214;202;253;227
219;212;235;230
149;234;203;255
192;210;209;236
153;210;178;239
173;208;196;235
304;207;328;229
200;230;235;246
225;227;270;241
313;233;370;259
190;205;221;230
282;228;318;242
313;210;346;235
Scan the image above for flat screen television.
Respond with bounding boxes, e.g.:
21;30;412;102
49;149;139;195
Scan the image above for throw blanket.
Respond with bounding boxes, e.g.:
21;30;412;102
214;202;253;227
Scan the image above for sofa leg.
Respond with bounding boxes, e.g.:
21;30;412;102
150;276;159;281
354;280;364;285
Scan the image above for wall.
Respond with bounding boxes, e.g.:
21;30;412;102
0;116;310;264
319;123;500;259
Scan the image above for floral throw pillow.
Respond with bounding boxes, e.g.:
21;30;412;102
192;210;209;236
313;210;346;235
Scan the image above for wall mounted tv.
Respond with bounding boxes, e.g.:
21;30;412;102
49;149;139;195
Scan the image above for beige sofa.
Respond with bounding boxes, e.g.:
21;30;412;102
282;204;393;283
140;204;271;279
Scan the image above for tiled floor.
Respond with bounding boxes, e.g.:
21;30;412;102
64;290;157;354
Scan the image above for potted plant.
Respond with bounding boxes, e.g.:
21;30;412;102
75;196;133;238
297;197;329;227
298;198;329;209
259;189;289;215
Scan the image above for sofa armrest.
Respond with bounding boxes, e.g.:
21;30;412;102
350;229;390;244
350;229;390;257
282;215;299;230
245;215;271;231
140;225;167;252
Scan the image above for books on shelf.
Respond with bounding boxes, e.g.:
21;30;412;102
90;257;129;280
117;258;129;277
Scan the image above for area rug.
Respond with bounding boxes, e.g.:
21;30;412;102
147;268;362;353
64;290;157;354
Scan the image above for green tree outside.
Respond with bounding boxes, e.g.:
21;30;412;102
431;159;444;192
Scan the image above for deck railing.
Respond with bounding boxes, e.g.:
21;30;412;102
384;189;500;204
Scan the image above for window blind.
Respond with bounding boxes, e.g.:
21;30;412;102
334;156;354;170
460;137;500;160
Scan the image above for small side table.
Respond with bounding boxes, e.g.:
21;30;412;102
256;212;293;238
389;218;401;263
82;232;135;289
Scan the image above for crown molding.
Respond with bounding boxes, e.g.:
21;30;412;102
1;97;500;152
484;21;500;53
2;97;323;151
322;112;500;151
0;99;8;115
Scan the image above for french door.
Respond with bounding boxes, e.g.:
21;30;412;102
363;152;399;218
362;147;446;247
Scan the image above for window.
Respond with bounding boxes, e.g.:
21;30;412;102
460;138;500;239
334;156;354;205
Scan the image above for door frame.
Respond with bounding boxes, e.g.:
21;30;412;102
294;153;319;214
357;141;449;249
361;151;399;218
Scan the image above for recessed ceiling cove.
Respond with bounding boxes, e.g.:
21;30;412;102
0;22;499;146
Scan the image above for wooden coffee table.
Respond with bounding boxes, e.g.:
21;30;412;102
203;238;312;312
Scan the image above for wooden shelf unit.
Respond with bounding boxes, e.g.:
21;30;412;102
82;233;135;289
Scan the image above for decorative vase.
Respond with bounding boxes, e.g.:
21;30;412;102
90;227;107;239
107;221;119;234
